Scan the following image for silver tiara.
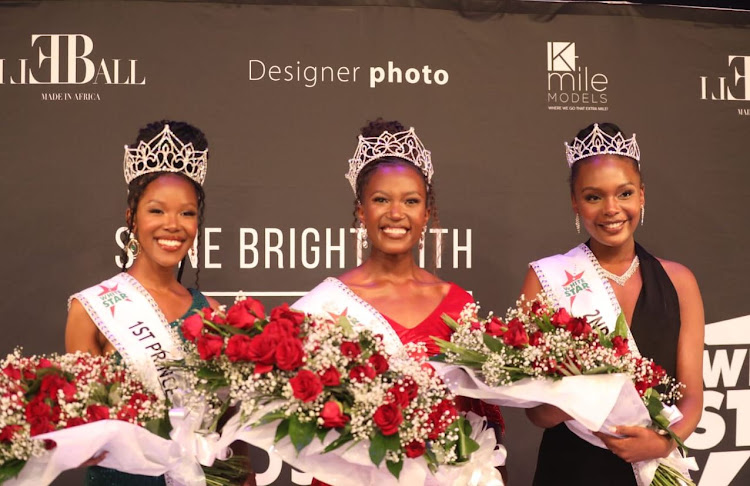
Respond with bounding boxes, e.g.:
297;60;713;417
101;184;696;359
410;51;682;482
565;123;640;168
345;127;433;194
123;124;208;185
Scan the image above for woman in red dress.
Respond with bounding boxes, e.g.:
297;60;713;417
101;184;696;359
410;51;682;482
294;118;504;485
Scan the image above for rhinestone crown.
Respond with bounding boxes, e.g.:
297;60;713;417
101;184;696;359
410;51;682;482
565;123;640;168
123;124;208;185
345;127;433;194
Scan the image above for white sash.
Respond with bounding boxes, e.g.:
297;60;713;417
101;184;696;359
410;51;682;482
531;244;625;333
292;277;404;355
70;273;184;400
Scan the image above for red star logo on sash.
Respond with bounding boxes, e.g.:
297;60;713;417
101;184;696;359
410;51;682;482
562;270;590;307
97;284;131;316
327;307;349;321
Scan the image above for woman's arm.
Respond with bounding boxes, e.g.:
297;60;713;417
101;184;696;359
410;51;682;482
662;261;705;441
65;298;104;355
595;261;705;462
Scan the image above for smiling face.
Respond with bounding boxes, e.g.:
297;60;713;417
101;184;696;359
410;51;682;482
357;162;430;256
571;154;644;249
129;173;199;269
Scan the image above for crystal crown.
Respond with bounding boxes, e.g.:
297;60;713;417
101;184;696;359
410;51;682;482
565;123;640;167
345;127;433;194
123;124;208;185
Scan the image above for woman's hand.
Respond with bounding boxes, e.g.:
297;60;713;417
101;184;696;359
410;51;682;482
594;426;673;463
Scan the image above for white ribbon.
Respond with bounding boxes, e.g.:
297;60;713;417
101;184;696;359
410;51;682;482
433;413;506;486
634;449;699;486
168;407;233;467
4;420;204;486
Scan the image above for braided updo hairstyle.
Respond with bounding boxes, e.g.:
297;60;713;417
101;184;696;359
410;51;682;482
352;118;441;264
568;122;642;193
120;120;208;286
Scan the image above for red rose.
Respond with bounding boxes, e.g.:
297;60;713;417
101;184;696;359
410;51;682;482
340;341;361;360
201;307;226;325
128;392;151;406
38;358;54;369
319;367;341;386
388;385;412;408
270;304;306;336
275;338;305;371
611;336;629;357
551;308;572;328
40;374;75;400
485;317;506;337
263;320;295;339
25;397;52;422
247;334;277;365
531;301;547;316
225;335;254;362
86;404;110;422
0;425;22;443
469;320;482;331
226;297;266;330
66;417;86;428
196;334;224;360
2;365;20;380
566;317;592;337
368;354;389;374
373;402;403;436
404;440;426;458
388;379;418;408
319;401;350;429
116;405;138;422
290;370;323;403
349;365;376;383
529;330;544;346
181;313;205;342
29;417;54;436
502;319;529;348
427;399;458;439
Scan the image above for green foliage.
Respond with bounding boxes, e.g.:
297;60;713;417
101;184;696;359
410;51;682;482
288;414;316;453
386;459;403;478
0;459;27;482
275;419;289;442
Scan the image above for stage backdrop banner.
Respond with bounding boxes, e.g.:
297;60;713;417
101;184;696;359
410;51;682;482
0;1;748;485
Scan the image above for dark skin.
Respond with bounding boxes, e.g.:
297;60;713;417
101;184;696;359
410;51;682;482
521;155;704;464
65;175;255;485
339;164;449;325
339;163;508;482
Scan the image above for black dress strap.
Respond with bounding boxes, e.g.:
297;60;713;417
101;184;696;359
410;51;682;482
630;243;681;378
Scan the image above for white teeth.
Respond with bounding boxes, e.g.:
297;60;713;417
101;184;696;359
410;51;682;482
383;228;407;235
603;222;625;229
157;239;182;248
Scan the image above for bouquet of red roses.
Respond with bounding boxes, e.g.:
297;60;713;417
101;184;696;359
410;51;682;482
432;296;695;486
0;350;167;484
174;296;494;485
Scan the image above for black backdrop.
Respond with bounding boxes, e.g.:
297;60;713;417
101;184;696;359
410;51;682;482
1;1;749;484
